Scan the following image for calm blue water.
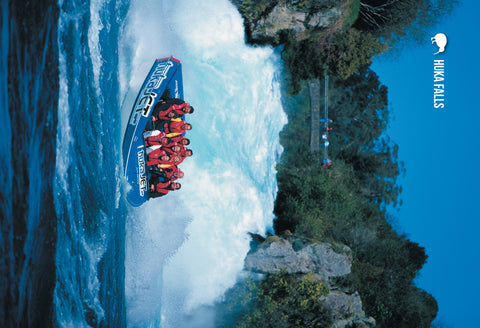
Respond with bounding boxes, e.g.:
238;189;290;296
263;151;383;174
2;0;286;327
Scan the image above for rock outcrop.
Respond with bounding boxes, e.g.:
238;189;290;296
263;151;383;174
323;291;376;328
244;235;351;277
244;235;376;328
232;0;343;44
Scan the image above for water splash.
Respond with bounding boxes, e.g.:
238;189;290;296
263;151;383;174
120;0;286;327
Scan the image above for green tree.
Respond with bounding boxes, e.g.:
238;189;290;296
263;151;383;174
282;28;387;90
327;28;387;79
237;271;332;328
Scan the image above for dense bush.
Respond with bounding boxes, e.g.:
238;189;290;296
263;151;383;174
217;271;332;328
272;75;437;327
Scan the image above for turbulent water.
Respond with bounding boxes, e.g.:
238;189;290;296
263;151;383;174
2;0;286;327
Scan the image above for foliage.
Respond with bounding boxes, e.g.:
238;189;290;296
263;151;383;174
216;278;260;327
341;0;361;28
235;0;275;22
272;75;437;327
328;66;405;208
328;28;387;79
235;271;332;328
282;28;387;92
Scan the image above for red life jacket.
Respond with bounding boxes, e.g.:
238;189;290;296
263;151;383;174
151;181;173;195
155;102;190;121
164;118;187;135
144;130;167;146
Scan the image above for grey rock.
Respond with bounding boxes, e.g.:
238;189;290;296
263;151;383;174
240;0;343;44
244;236;351;277
243;235;376;327
322;291;376;328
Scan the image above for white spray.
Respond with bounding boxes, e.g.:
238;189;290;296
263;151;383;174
119;1;287;327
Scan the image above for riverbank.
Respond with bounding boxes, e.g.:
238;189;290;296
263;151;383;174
216;1;442;327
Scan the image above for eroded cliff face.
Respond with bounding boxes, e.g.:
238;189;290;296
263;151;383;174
245;235;351;276
245;235;376;328
232;0;343;45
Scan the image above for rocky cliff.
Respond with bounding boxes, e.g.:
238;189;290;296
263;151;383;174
231;0;343;45
244;234;376;328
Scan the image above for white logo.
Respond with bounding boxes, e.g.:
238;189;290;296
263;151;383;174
431;33;447;55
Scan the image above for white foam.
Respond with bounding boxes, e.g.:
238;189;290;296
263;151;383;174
88;0;105;94
120;0;287;326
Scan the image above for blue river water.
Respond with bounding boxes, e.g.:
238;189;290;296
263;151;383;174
30;0;286;327
1;0;286;326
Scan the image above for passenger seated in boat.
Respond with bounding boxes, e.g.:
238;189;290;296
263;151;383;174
152;101;194;121
147;155;182;168
151;98;184;117
149;180;181;198
143;130;167;146
173;149;193;166
163;144;184;156
153;154;182;167
146;145;166;159
165;135;190;147
175;136;190;145
159;118;192;137
150;163;183;178
143;130;190;147
146;146;171;166
178;148;193;159
151;165;184;182
146;145;184;165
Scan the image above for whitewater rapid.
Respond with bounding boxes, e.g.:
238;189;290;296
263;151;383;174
120;0;287;327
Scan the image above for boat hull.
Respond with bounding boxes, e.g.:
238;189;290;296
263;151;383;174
122;57;184;207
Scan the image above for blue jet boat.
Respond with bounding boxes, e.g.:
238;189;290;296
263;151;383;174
122;57;184;207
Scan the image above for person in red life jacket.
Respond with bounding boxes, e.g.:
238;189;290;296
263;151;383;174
162;144;184;156
178;148;193;159
143;131;190;148
150;163;180;180
173;148;193;166
143;130;167;147
157;166;183;181
162;136;190;148
163;167;184;182
151;98;184;118
149;180;181;198
146;146;174;167
150;166;184;183
152;102;194;122
146;145;165;160
147;154;171;167
172;135;190;145
162;118;192;137
150;154;183;167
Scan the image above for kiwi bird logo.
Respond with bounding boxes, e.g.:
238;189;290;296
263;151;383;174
431;33;447;55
